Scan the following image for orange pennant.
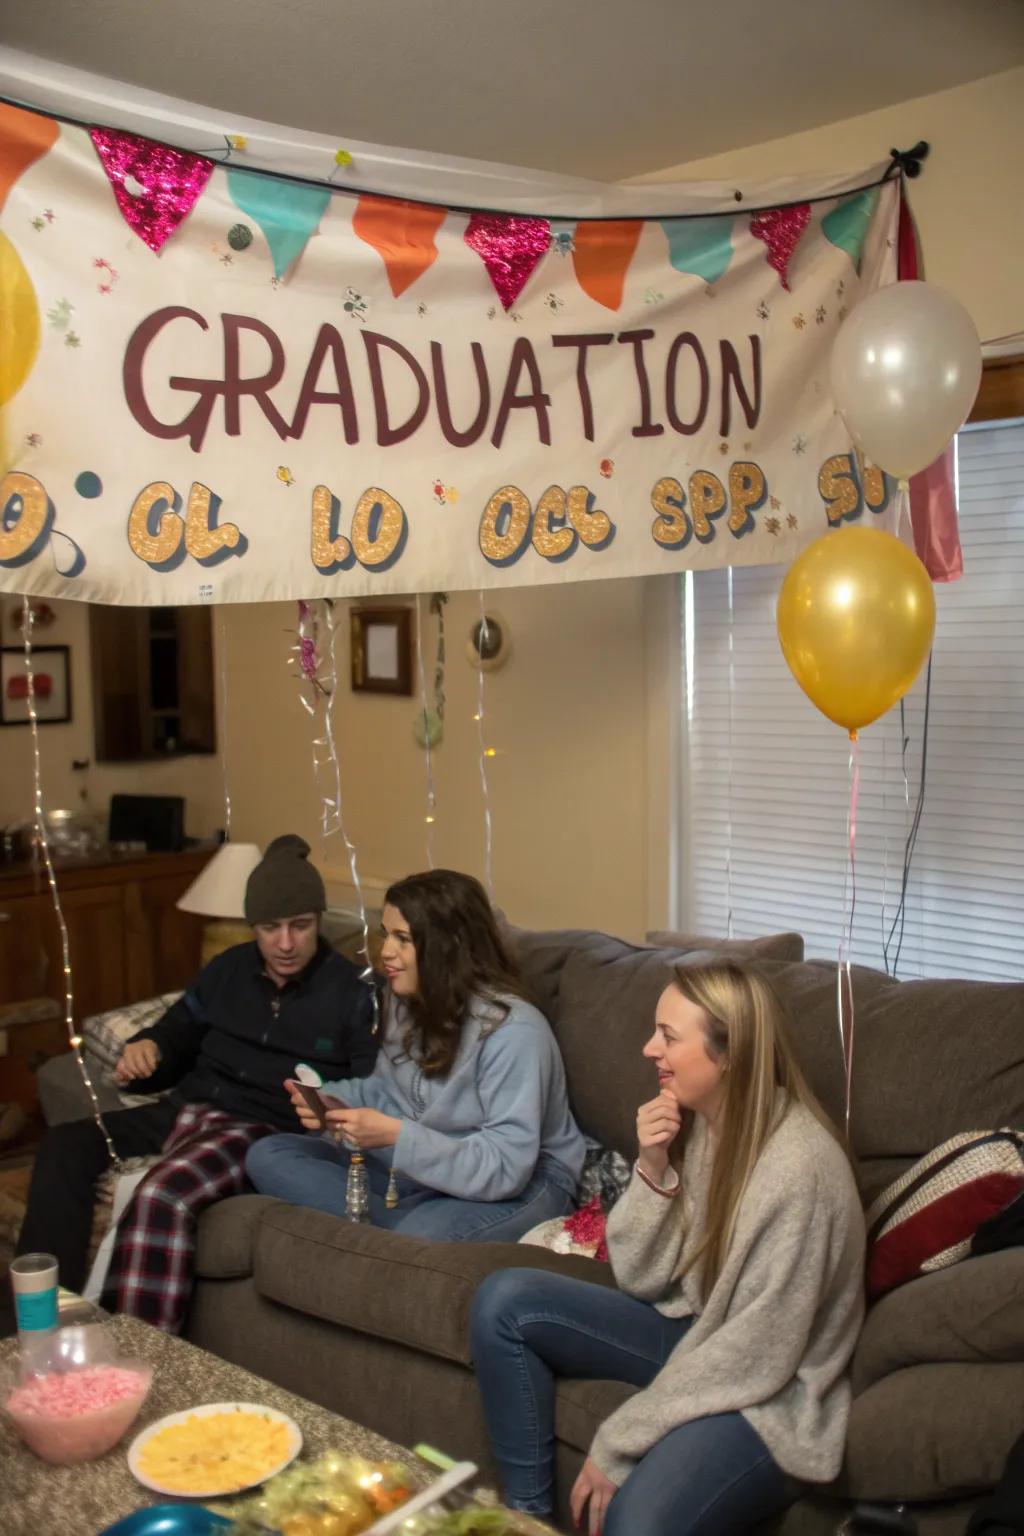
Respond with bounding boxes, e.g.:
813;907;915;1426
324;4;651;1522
353;194;447;297
0;104;59;215
572;219;643;310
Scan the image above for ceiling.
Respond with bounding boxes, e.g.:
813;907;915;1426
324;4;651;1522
5;0;1024;180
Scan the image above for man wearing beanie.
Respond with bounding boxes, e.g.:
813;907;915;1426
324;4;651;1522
16;834;377;1333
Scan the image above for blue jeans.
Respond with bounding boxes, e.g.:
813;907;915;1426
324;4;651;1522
470;1268;799;1534
245;1134;572;1242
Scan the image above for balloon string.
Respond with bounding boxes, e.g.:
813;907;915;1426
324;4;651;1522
321;602;378;1030
21;597;121;1170
725;565;735;939
217;607;232;841
475;591;494;899
414;593;437;867
837;730;860;1138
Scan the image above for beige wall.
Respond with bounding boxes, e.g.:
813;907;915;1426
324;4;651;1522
634;66;1024;344
0;598;225;839
224;584;651;938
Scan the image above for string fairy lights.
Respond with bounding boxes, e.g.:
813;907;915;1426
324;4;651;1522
20;596;121;1167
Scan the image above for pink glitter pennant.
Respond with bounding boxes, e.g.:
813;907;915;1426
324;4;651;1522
89;128;213;253
750;203;811;292
464;212;550;310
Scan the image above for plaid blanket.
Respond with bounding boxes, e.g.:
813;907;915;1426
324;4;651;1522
101;1102;274;1333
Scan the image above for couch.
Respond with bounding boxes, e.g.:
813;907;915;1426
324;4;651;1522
186;926;1019;1530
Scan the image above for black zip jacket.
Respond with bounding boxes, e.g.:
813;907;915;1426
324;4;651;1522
130;939;377;1130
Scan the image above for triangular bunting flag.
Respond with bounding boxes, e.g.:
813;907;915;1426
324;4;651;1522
659;215;734;286
822;188;880;273
90;128;213;252
572;220;643;310
750;203;811;291
228;169;331;280
463;212;549;310
0;104;59;215
353;195;447;297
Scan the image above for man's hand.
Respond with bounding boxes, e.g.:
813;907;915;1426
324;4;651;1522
636;1088;682;1184
114;1039;161;1085
570;1457;617;1536
326;1107;401;1150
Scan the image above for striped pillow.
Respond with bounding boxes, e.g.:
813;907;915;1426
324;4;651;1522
866;1129;1024;1300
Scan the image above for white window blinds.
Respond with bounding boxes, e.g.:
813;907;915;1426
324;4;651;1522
680;420;1024;982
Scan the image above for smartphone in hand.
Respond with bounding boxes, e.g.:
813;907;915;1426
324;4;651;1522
294;1081;329;1130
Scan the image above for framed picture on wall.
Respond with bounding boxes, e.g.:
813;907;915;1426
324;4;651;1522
350;608;414;696
1;646;72;726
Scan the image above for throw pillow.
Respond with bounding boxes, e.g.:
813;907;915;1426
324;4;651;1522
866;1128;1024;1300
645;930;805;962
83;993;183;1071
520;1197;609;1262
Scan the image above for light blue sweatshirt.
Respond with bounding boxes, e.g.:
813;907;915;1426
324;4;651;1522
322;992;584;1203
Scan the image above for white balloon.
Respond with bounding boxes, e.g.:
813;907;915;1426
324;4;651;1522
830;281;981;481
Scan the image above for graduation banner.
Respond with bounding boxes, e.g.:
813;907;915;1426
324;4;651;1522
0;102;902;605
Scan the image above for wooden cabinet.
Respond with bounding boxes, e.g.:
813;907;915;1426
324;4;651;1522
90;605;216;761
0;849;211;1129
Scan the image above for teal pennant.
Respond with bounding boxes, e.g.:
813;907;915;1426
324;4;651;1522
227;169;331;279
659;215;734;285
821;187;880;272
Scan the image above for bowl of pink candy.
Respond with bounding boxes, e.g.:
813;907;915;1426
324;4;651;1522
2;1324;153;1464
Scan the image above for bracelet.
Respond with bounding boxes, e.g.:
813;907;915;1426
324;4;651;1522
635;1161;679;1198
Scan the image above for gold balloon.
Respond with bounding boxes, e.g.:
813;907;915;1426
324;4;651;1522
777;526;935;735
0;231;41;407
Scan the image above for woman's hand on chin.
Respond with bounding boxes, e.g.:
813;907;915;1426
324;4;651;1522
636;1089;682;1184
326;1107;402;1150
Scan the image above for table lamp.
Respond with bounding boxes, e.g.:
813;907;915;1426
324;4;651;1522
176;842;262;965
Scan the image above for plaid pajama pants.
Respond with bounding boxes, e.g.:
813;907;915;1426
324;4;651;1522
101;1102;275;1333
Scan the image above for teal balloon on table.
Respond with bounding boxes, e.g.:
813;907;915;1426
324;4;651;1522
100;1507;231;1536
659;215;734;285
227;169;331;279
821;187;879;272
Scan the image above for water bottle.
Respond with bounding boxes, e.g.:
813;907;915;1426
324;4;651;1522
345;1151;370;1223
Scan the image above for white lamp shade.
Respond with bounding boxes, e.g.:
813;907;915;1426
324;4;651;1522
176;842;262;919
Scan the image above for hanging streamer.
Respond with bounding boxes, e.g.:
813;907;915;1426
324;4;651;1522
217;607;232;840
20;598;120;1167
414;592;437;865
837;731;861;1137
289;599;377;1025
725;565;735;939
475;592;494;898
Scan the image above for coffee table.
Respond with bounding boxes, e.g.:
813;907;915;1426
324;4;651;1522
1;1314;426;1536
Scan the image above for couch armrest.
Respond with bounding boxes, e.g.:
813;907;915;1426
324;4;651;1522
852;1250;1024;1395
252;1202;619;1367
195;1195;286;1279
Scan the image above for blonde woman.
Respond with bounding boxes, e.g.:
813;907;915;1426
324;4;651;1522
470;962;865;1536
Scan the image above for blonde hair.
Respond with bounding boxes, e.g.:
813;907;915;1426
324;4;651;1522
669;960;845;1303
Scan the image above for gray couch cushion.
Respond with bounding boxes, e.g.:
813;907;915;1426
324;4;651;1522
252;1202;617;1366
646;930;805;962
836;1360;1024;1500
195;1194;282;1280
852;1250;1024;1394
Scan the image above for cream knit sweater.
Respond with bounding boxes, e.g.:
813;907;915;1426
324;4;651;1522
592;1099;865;1486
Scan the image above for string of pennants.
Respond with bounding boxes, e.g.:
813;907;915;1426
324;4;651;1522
2;102;880;310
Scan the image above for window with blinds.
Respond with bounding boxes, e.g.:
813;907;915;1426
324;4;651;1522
679;419;1024;982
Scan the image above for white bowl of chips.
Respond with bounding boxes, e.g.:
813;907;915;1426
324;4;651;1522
127;1401;302;1497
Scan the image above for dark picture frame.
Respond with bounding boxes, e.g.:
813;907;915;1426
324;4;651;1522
1;645;72;726
350;607;414;696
